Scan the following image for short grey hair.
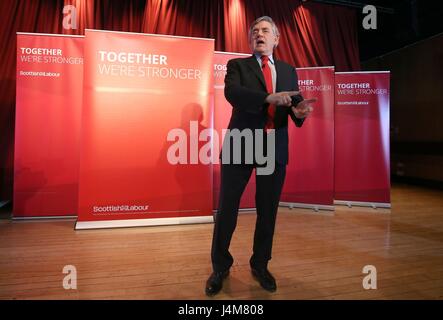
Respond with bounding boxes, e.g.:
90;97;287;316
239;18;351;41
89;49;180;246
248;16;280;41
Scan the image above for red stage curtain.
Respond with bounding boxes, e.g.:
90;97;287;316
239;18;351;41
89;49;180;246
0;0;360;201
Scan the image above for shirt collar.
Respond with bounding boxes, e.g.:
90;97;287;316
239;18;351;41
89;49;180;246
254;53;275;65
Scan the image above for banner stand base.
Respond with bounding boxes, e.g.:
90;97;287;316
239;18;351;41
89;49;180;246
279;202;335;212
334;200;391;209
75;215;214;230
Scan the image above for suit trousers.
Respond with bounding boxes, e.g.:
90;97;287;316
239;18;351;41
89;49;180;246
211;163;287;272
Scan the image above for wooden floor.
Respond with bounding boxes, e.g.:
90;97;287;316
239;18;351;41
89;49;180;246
0;183;442;300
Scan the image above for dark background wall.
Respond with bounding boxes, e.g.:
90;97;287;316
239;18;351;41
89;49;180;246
363;33;443;184
318;0;443;185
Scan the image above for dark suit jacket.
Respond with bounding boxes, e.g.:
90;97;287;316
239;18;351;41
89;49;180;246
222;55;304;165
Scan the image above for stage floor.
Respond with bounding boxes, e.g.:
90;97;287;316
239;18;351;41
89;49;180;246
0;183;442;300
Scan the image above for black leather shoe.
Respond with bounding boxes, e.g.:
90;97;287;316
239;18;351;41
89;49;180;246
251;268;277;292
205;270;229;296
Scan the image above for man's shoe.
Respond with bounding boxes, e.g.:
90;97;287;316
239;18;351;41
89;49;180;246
251;268;277;292
205;270;229;296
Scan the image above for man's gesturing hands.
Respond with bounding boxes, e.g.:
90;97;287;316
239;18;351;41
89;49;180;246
265;91;317;119
265;91;300;107
292;98;317;119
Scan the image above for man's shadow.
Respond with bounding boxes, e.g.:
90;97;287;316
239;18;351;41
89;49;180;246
156;102;212;215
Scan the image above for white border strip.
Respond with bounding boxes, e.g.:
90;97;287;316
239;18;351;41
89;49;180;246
13;215;77;220
279;202;335;212
75;215;214;230
334;200;391;209
85;29;214;42
214;51;250;56
297;66;335;70
212;208;256;214
17;32;84;38
335;71;390;74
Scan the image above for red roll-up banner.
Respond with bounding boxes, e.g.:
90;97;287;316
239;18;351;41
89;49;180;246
76;30;214;229
334;72;391;207
14;33;84;218
280;67;335;210
213;52;255;211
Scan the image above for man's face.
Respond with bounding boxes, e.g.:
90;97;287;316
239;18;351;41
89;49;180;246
250;20;279;56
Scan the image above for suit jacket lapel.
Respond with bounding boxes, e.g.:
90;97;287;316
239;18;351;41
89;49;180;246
274;59;291;117
274;59;285;92
245;56;267;91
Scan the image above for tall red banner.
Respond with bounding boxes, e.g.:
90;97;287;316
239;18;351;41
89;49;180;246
334;72;390;207
14;33;83;218
280;67;335;210
213;52;255;211
76;30;214;229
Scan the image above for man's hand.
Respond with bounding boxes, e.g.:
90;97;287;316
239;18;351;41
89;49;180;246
292;98;317;119
265;91;300;107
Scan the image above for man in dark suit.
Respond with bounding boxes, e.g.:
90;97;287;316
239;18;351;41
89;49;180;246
206;16;316;296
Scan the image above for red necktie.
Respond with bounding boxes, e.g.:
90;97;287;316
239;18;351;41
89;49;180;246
261;55;275;130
